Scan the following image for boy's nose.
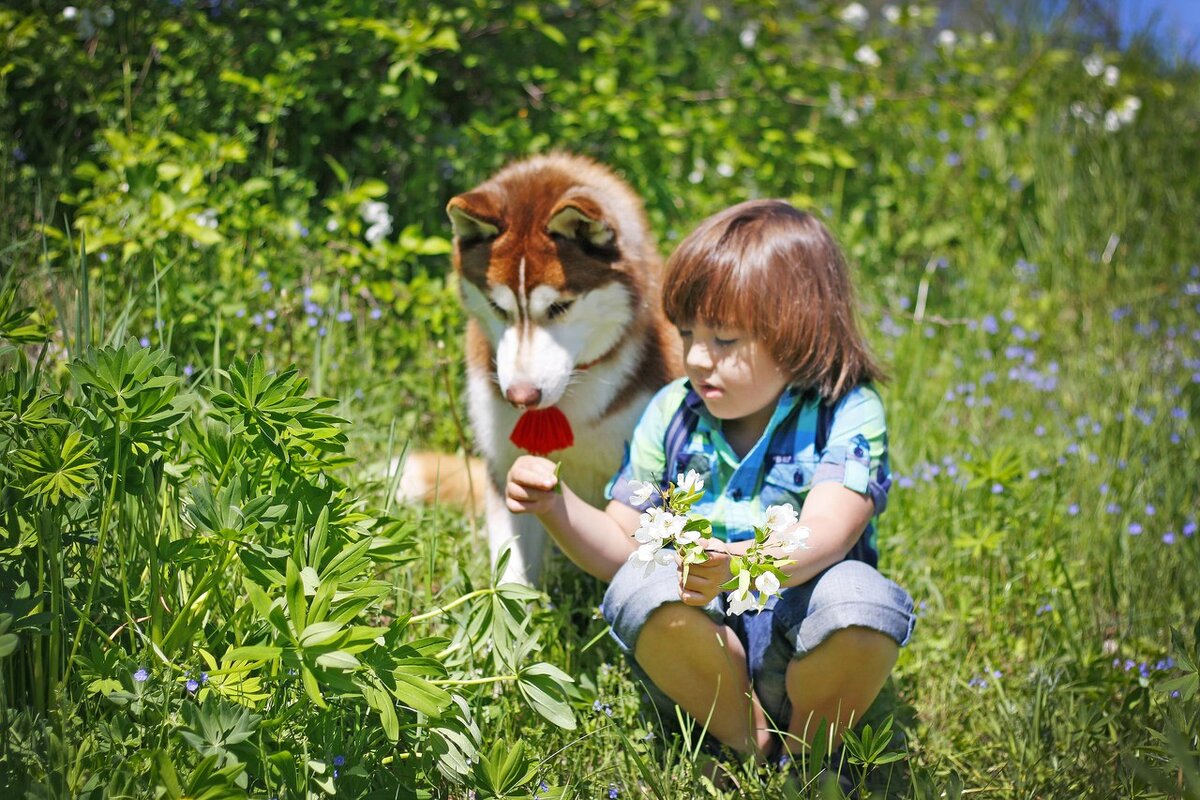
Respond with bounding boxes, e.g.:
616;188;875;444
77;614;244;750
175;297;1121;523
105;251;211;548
685;342;713;370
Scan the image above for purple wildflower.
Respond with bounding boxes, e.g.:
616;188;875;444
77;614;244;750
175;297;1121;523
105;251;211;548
134;668;148;682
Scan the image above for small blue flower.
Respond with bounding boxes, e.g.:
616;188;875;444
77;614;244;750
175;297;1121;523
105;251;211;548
370;307;383;320
336;310;353;323
200;672;209;684
1067;503;1080;516
186;678;199;693
1184;521;1197;537
1162;532;1176;545
1036;603;1053;615
139;337;150;348
1128;523;1143;535
333;755;345;767
991;483;1004;495
134;668;149;682
183;364;194;378
608;785;619;799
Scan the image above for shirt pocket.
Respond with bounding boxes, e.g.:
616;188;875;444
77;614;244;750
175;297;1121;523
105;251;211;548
760;458;811;510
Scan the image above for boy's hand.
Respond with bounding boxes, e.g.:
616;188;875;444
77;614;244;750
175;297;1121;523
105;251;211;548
678;538;733;606
505;455;564;516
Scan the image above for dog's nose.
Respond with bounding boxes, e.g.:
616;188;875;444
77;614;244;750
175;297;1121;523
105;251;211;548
505;384;542;409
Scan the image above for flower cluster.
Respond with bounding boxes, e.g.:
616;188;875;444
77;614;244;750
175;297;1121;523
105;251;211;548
627;470;810;615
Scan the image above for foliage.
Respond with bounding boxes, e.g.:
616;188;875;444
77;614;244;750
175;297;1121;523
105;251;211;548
1;0;1199;796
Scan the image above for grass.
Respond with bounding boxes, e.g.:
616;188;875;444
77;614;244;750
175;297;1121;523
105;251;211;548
2;7;1199;797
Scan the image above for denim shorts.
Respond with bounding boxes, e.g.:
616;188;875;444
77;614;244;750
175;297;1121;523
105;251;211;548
600;556;916;729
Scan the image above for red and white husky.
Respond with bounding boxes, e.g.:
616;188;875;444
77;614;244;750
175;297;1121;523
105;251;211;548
402;153;679;586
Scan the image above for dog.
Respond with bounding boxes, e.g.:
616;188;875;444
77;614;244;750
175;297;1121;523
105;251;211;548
399;153;680;586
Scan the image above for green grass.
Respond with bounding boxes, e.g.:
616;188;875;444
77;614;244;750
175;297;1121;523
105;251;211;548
2;1;1199;797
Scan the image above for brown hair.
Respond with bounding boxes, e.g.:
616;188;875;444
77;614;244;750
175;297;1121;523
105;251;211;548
661;199;885;401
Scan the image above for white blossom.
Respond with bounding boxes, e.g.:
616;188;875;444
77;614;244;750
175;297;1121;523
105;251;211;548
1115;95;1141;124
778;525;812;553
1104;110;1121;132
1083;54;1105;77
628;480;656;506
937;29;957;49
739;24;758;49
980;31;996;45
839;2;869;29
854;45;881;68
882;5;901;23
63;6;78;19
716;162;735;178
1103;65;1120;87
763;504;798;533
755;570;781;597
676;469;704;496
726;570;757;615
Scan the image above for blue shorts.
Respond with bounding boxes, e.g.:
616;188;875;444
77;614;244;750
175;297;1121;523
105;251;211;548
600;557;916;729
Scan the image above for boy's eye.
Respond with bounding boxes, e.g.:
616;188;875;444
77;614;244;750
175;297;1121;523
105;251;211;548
715;336;739;347
677;329;693;339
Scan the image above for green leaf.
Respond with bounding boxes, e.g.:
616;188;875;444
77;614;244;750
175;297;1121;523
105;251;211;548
313;650;360;670
517;663;576;730
392;671;452;716
0;632;18;658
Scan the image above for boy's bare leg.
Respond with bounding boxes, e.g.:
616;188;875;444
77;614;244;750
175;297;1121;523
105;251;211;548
634;603;774;758
782;627;899;757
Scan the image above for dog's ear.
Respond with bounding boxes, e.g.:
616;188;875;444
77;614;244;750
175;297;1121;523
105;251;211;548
447;192;502;242
546;197;615;248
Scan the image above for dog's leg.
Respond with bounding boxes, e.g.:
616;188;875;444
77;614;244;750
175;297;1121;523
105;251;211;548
485;482;546;587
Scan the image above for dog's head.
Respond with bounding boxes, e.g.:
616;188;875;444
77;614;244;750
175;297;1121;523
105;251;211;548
448;153;660;410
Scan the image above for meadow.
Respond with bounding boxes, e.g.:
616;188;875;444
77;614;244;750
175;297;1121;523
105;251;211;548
1;1;1198;797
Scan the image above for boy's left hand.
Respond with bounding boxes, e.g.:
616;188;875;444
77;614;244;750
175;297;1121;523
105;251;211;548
678;538;732;606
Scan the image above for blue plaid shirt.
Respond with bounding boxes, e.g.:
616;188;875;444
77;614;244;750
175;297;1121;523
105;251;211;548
607;378;891;564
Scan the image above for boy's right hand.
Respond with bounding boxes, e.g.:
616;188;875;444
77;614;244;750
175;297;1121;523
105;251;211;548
505;455;564;516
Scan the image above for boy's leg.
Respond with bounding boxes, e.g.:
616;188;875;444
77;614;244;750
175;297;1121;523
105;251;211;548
764;559;915;758
635;603;775;758
783;626;898;753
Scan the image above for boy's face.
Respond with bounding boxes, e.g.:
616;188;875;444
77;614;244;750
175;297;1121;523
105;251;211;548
677;321;789;436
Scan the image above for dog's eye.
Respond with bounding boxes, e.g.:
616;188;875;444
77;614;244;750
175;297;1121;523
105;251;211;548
547;301;574;320
487;298;510;318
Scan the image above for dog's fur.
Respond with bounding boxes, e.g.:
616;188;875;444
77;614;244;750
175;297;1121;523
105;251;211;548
400;153;680;585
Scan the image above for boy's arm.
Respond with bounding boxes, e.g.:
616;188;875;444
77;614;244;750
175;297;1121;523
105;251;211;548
506;455;640;582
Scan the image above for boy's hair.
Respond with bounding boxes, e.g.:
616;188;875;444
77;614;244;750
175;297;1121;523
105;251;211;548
662;199;885;401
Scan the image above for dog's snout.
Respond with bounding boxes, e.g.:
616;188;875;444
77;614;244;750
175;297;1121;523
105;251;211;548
505;384;543;409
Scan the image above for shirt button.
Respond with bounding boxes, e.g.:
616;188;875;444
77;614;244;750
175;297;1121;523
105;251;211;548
794;470;804;485
732;489;743;501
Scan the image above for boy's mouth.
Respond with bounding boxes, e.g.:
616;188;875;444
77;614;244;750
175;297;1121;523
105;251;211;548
698;382;723;398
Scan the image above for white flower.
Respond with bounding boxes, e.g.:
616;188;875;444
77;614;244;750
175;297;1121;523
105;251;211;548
1104;110;1121;132
839;2;869;28
365;219;392;245
1103;65;1120;87
726;570;756;615
63;6;78;19
980;31;995;45
360;201;390;224
1083;54;1105;77
763;504;798;533
716;162;735;178
854;45;881;68
882;4;900;23
676;469;704;496
778;525;812;553
937;29;957;49
754;570;781;597
630;541;674;577
325;218;340;233
739;24;758;49
1116;95;1141;124
628;480;656;506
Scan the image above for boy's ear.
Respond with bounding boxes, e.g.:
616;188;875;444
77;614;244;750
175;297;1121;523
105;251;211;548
447;191;502;242
546;197;615;248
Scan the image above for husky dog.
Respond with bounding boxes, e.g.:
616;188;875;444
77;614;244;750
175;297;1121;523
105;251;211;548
402;153;679;586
